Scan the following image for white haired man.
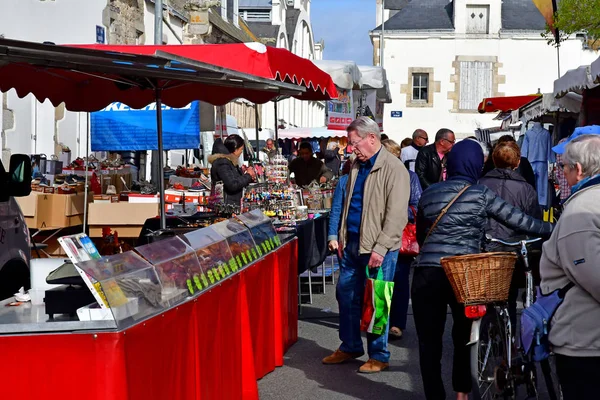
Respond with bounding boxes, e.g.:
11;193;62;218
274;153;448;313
323;117;410;373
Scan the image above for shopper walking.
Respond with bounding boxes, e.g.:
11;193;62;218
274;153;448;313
381;139;422;339
412;139;553;400
415;128;454;189
540;134;600;399
323;117;410;374
401;129;429;172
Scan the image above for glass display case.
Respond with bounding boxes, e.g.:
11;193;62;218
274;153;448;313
76;251;166;329
236;209;281;256
183;226;238;283
135;236;207;305
210;218;259;269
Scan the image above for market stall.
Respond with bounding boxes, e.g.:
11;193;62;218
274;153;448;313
0;211;297;400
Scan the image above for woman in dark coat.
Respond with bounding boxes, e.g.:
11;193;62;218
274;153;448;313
411;139;553;400
479;141;541;329
208;135;256;205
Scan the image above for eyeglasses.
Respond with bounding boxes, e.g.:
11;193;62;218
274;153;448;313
349;136;367;147
418;136;429;142
443;138;456;145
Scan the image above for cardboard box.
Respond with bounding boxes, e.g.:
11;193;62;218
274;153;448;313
17;192;89;229
88;202;159;226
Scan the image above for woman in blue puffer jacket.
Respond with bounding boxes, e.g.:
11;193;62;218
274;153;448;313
412;139;553;400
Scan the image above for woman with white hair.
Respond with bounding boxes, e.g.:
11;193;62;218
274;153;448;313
540;134;600;399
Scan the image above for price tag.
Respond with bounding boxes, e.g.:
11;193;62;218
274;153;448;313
186;279;195;295
218;265;226;278
274;235;281;246
262;242;269;253
256;246;263;257
222;263;231;275
201;273;209;287
245;249;253;262
251;248;258;259
241;252;248;265
269;237;275;248
236;255;243;268
207;270;215;284
229;258;238;272
193;275;203;290
265;240;272;251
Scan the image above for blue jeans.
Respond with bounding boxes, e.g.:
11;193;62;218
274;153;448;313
336;235;398;363
390;255;414;330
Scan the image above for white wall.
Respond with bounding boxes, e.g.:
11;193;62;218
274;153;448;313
0;0;106;158
381;33;598;143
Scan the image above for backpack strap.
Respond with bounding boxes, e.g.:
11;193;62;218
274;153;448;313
558;282;575;298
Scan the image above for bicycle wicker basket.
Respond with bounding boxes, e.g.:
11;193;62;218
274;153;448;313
440;252;517;305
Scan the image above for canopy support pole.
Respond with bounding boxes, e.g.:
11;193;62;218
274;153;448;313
83;112;90;234
254;103;260;156
156;87;167;230
274;100;279;143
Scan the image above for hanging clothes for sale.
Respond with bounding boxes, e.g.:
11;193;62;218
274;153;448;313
521;122;555;207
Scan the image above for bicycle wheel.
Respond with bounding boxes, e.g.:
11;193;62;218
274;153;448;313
470;307;515;400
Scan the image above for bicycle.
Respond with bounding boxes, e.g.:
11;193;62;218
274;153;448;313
468;235;562;400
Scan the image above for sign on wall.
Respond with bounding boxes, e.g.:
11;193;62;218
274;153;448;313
327;89;354;130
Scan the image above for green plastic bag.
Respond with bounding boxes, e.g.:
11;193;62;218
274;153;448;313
360;266;394;335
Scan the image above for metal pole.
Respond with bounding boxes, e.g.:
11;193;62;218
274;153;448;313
83;112;90;234
155;0;163;44
254;103;260;156
274;101;279;142
156;88;167;230
556;43;561;78
380;0;385;68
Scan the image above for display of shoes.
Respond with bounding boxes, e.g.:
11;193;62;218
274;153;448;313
65;175;79;186
38;177;50;187
188;181;204;191
172;183;185;191
106;185;117;195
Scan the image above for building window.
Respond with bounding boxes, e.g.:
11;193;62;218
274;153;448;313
466;5;489;34
244;10;271;22
459;61;493;111
412;73;429;103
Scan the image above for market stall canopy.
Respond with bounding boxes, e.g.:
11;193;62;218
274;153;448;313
592;56;600;84
313;60;362;90
0;38;306;111
74;42;338;102
358;65;392;103
277;126;347;139
554;65;598;98
478;95;541;114
511;93;582;125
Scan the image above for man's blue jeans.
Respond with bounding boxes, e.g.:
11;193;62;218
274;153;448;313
336;235;398;363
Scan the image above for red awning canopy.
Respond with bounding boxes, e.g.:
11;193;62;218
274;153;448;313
72;42;338;102
478;95;541;114
0;38;318;112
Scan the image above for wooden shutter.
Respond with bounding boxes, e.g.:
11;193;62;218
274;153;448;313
459;61;492;110
466;5;489;34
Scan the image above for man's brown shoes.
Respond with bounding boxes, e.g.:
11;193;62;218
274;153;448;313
321;349;363;365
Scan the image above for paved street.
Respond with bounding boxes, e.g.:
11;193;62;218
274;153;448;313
258;266;455;399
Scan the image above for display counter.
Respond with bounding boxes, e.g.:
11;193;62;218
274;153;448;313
0;212;298;400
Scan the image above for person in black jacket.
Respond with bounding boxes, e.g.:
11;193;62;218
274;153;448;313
480;141;541;330
411;139;553;400
415;128;455;189
482;135;537;189
208;135;256;206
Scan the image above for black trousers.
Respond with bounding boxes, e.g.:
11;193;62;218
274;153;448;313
556;354;600;399
411;267;472;399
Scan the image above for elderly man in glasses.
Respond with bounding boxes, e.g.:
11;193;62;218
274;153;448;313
415;128;455;189
400;129;429;172
323;116;410;374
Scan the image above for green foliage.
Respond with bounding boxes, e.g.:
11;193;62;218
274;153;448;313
543;0;600;46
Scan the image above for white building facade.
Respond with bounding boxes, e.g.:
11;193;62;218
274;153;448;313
240;0;325;131
0;0;185;167
371;0;598;142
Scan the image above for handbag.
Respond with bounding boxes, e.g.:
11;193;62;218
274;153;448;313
360;266;394;335
520;282;574;362
423;185;471;244
400;206;419;256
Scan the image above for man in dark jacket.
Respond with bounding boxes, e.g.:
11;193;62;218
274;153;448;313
411;139;553;400
415;128;455;189
288;142;333;186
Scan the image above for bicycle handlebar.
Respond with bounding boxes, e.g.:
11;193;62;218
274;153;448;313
485;234;543;247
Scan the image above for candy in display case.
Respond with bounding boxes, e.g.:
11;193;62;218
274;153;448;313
135;236;207;304
183;226;238;283
210;218;259;269
236;209;281;255
76;251;166;328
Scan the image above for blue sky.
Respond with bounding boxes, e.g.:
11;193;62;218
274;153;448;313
311;0;376;66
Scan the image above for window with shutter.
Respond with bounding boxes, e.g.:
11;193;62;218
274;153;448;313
459;61;493;111
466;5;489;34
